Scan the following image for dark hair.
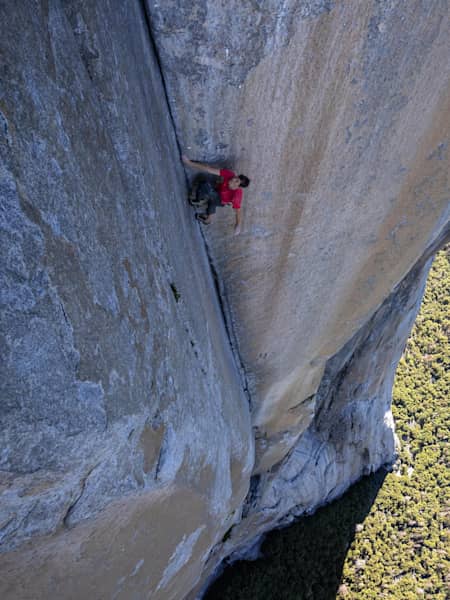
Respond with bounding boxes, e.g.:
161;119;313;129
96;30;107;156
238;174;250;188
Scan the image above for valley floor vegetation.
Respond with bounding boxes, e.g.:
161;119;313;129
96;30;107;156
205;246;450;600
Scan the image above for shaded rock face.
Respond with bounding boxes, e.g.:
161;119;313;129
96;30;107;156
147;0;450;471
147;0;450;593
0;2;449;600
0;2;252;598
187;228;450;597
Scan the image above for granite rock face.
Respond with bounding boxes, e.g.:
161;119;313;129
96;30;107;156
187;228;450;598
0;2;252;598
1;1;449;599
146;0;450;593
147;0;450;472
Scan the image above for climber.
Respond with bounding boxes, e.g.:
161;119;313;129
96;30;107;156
182;155;250;235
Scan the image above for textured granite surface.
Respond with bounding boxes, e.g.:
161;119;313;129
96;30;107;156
147;1;449;594
147;0;450;471
0;2;252;598
1;1;449;598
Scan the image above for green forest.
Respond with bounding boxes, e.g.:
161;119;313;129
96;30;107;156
206;246;450;600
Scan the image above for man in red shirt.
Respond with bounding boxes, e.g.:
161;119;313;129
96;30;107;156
182;155;250;235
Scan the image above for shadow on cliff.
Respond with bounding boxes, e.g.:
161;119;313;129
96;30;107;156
204;468;387;600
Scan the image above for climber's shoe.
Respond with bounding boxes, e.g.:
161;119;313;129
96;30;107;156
196;213;209;224
188;191;198;205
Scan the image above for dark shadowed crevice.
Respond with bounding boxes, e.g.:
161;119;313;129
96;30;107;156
140;0;253;408
199;232;253;406
62;463;101;529
204;469;387;600
139;0;186;181
201;223;450;597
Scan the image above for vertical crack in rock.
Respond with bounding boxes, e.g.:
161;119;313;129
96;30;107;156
141;0;253;407
199;232;253;407
146;0;336;89
62;463;101;529
200;221;450;591
142;3;450;587
2;2;449;598
1;4;254;591
241;474;261;519
0;108;12;147
140;0;185;173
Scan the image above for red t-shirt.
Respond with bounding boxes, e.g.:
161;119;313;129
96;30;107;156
217;169;243;210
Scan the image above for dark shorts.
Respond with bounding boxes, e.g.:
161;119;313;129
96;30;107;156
197;181;222;215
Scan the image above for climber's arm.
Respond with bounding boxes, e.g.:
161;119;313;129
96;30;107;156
182;155;221;176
